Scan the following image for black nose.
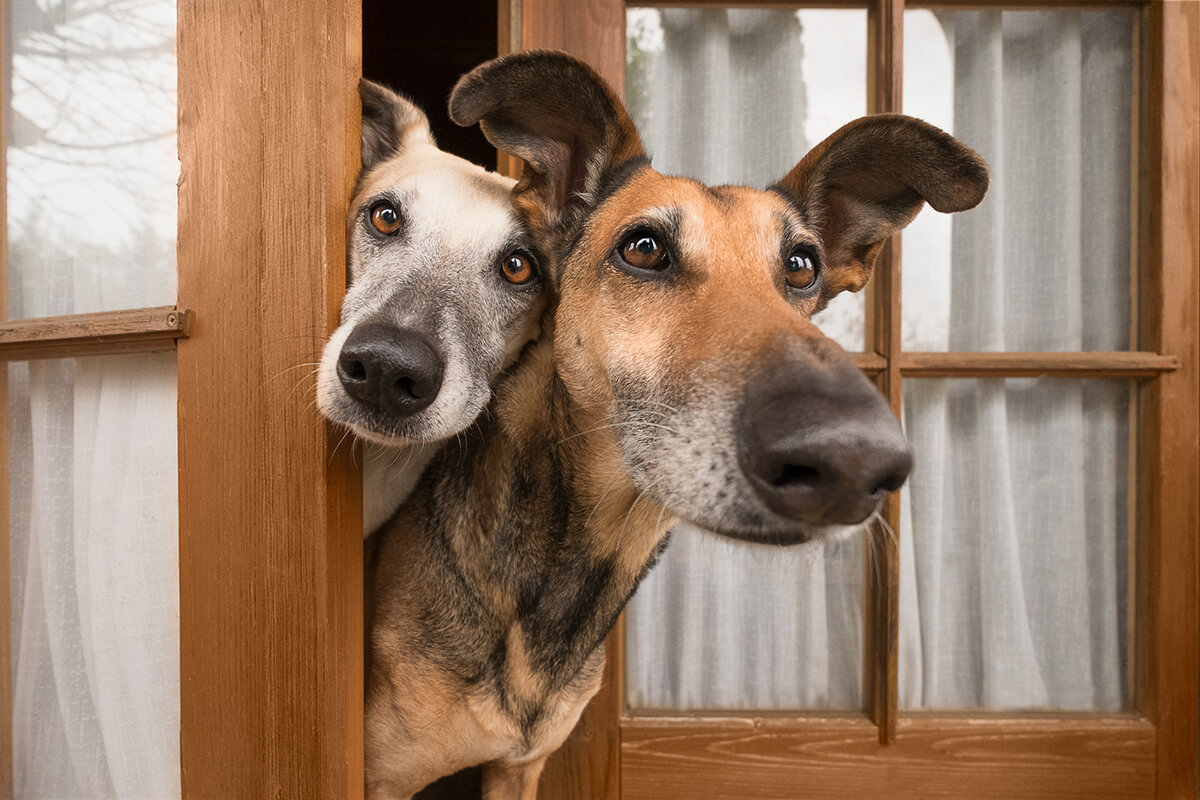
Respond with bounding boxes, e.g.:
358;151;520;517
741;353;912;527
336;322;444;416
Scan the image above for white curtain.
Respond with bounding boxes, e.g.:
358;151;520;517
624;9;868;710
624;8;1131;712
898;10;1132;711
7;0;181;795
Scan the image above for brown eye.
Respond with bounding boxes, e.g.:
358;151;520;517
619;233;669;272
785;248;818;291
370;203;401;235
500;252;535;285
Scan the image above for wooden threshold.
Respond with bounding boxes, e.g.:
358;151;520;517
907;1;1142;9
0;306;192;361
627;1;870;8
897;351;1178;378
621;716;1156;800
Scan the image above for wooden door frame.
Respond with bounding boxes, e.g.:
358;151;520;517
518;1;1199;798
175;1;364;797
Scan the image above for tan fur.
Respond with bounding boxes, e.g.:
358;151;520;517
365;51;988;800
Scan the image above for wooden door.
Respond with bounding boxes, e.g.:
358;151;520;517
511;1;1199;798
175;2;364;798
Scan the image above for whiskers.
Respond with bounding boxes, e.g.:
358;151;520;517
863;510;897;591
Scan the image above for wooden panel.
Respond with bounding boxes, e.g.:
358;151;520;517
622;717;1156;800
519;1;626;796
852;352;888;373
1138;2;1199;799
539;621;624;800
176;1;363;798
522;0;626;94
627;1;870;7
908;1;1141;8
865;0;904;746
0;307;191;361
897;351;1178;378
632;1;1142;6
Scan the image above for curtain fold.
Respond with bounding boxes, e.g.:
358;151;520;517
625;7;1131;713
625;8;865;710
899;10;1131;712
6;0;181;795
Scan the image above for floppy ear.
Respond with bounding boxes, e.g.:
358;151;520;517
774;114;989;300
359;79;435;171
449;50;645;233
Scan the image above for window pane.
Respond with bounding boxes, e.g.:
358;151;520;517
624;7;869;712
626;7;867;352
9;353;179;796
898;378;1130;711
627;526;864;711
6;0;178;318
901;10;1135;352
5;0;180;795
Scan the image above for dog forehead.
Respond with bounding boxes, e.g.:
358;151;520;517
355;143;520;246
587;171;802;270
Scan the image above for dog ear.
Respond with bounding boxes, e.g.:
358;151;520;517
359;79;435;171
774;114;988;301
449;50;645;233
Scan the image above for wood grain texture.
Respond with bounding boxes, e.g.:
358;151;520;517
0;307;191;361
627;1;871;7
865;0;904;746
908;1;1142;7
897;350;1178;377
538;622;624;800
851;352;888;373
1139;2;1199;798
176;1;363;798
632;0;1142;6
517;1;626;796
621;717;1156;800
522;0;625;95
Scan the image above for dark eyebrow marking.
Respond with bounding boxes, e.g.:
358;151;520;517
561;157;653;266
703;184;737;212
776;210;825;267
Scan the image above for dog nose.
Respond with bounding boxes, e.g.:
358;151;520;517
337;323;444;416
740;354;912;527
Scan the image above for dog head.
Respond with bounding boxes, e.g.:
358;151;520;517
452;52;987;545
317;80;548;446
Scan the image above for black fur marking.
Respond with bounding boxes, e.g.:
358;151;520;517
563;157;651;262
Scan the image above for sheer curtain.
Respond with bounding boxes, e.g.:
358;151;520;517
7;0;181;795
624;8;1131;712
624;8;867;710
898;10;1132;711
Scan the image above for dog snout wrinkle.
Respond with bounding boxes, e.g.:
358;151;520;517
741;357;913;526
337;322;445;416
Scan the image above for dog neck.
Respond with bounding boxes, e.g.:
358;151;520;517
399;329;676;723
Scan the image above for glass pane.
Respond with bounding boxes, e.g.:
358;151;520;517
624;7;870;712
6;0;178;318
5;0;180;795
898;379;1130;711
627;526;863;710
901;10;1135;352
9;354;179;796
626;7;867;352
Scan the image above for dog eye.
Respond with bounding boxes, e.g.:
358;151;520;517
785;247;819;291
618;232;670;272
370;202;402;236
500;251;536;285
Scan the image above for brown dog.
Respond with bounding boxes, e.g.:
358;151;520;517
366;51;988;800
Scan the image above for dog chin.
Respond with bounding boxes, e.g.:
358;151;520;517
685;515;868;548
333;397;488;447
